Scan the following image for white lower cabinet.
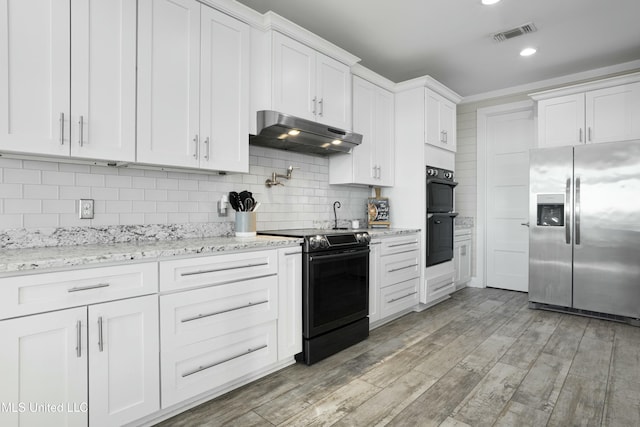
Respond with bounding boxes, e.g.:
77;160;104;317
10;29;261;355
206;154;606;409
0;308;88;427
277;247;302;361
454;229;472;287
0;294;159;427
370;233;421;328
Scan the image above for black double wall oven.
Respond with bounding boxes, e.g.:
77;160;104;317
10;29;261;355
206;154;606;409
426;166;458;266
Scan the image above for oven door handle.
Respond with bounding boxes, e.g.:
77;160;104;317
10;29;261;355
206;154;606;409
426;177;458;187
309;248;369;262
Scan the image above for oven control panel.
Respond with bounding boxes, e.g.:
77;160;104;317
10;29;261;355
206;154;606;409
307;232;370;252
426;165;455;182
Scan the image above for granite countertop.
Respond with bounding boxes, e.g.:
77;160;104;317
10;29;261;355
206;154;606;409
0;235;302;275
365;228;421;238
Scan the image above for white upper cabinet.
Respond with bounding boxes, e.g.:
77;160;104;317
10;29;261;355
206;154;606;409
71;0;137;161
533;76;640;148
425;89;457;152
0;0;136;162
271;32;352;130
138;0;249;173
330;75;394;186
0;0;69;157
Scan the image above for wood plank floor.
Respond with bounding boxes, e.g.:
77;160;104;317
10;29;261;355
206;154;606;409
156;287;640;427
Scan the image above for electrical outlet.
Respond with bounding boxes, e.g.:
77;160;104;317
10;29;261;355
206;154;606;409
79;199;94;219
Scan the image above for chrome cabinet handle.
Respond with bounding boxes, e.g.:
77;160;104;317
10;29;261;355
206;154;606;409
575;177;581;245
579;128;583;143
388;263;418;273
78;115;84;147
443;130;448;143
98;316;104;352
204;137;210;160
76;320;82;358
68;283;110;293
521;222;530;227
588;127;591;142
319;98;324;116
565;178;571;244
388;291;417;303
59;113;65;145
180;262;269;277
312;97;317;115
193;135;199;159
284;251;301;256
387;241;417;248
181;344;268;377
181;299;269;323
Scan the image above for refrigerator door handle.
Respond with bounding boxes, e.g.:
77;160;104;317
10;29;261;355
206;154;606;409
565;178;571;244
575;177;581;245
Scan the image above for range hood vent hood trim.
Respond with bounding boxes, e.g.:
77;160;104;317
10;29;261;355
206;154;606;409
249;110;362;156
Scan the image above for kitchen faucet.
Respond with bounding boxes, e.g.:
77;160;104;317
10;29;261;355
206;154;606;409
332;201;342;230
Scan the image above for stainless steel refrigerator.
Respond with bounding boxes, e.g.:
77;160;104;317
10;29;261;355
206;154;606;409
528;139;640;323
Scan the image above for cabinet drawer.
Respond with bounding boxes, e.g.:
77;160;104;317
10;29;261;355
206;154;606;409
380;250;420;288
0;263;158;320
159;250;278;292
160;275;278;350
380;234;420;256
160;320;278;408
380;278;419;319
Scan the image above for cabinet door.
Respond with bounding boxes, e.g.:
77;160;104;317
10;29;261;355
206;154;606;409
272;32;316;122
586;82;640;144
70;0;136;162
316;53;351;130
351;76;376;184
368;241;381;324
537;94;585;148
137;0;200;168
277;247;302;360
439;97;456;152
0;308;88;427
199;6;249;172
375;87;395;184
0;0;70;156
88;295;159;427
425;90;441;148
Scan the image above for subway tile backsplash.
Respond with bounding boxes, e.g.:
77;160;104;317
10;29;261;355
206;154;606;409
0;146;371;234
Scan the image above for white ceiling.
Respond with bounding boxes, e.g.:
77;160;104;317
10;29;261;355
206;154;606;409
235;0;640;98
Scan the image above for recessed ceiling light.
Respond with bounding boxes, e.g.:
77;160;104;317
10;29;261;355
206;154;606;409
482;0;501;5
331;139;342;145
520;47;537;57
288;129;300;136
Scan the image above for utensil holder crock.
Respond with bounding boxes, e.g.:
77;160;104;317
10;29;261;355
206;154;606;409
235;211;256;237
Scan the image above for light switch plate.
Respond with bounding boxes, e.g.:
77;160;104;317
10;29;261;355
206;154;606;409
79;199;94;219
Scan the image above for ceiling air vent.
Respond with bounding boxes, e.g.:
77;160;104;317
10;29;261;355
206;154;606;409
493;22;537;42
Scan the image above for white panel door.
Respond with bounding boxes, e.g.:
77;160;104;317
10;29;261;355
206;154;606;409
0;0;70;156
486;109;534;292
316;53;351;130
375;87;395;185
351;76;376;184
70;0;136;162
277;247;302;360
272;32;316;122
88;295;159;427
537;94;585;148
586;82;640;144
0;308;88;427
199;6;249;172
137;0;200;168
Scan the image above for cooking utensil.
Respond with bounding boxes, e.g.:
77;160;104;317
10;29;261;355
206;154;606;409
244;198;254;212
229;192;241;211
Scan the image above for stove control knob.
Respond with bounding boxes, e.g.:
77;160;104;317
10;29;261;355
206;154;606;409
319;236;329;248
444;172;453;180
309;236;322;250
426;168;438;177
356;233;371;244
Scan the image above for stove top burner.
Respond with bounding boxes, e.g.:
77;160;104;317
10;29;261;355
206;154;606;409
258;228;370;252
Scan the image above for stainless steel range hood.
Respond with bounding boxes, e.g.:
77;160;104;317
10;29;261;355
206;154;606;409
249;110;362;155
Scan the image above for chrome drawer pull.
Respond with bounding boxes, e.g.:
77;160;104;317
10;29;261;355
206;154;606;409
387;241;416;248
388;291;417;303
181;343;268;377
68;283;110;293
181;299;269;323
180;262;269;277
76;320;82;358
98;316;104;352
284;251;301;256
388;263;418;273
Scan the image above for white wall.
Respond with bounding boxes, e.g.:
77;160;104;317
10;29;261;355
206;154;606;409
0;146;370;232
